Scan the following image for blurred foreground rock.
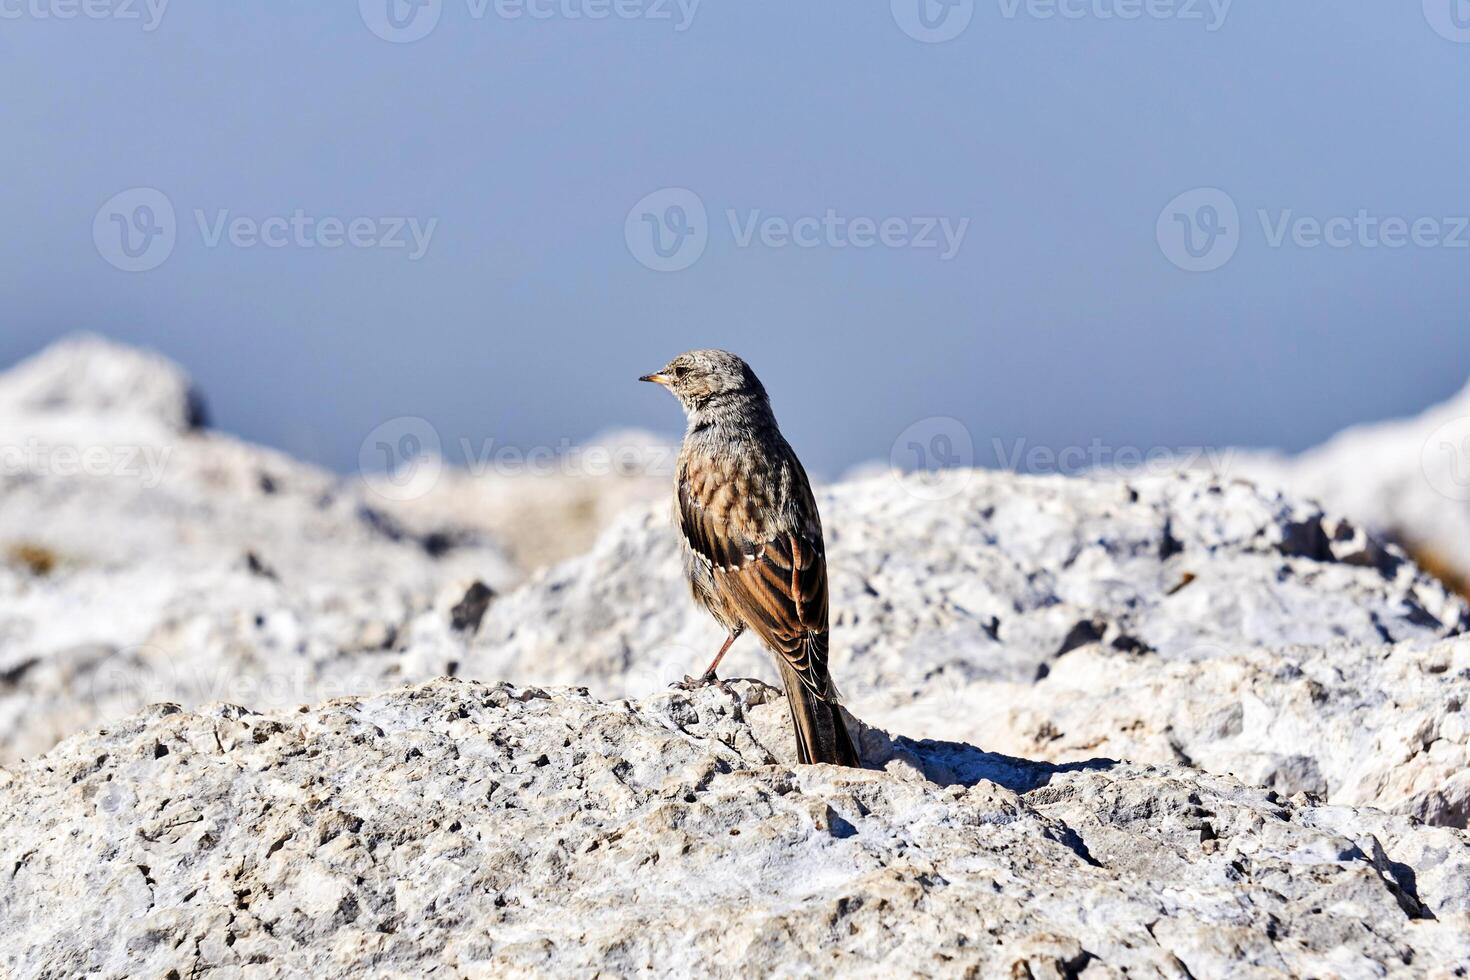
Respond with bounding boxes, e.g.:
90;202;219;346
1;678;1467;978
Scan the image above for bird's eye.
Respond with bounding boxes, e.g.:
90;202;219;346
672;365;688;378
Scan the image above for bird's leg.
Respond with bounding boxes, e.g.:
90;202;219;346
699;630;739;682
678;631;740;690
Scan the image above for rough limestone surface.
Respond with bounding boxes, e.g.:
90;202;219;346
7;336;1470;977
4;338;1470;837
464;472;1470;826
2;678;1468;979
877;635;1470;830
472;473;1468;692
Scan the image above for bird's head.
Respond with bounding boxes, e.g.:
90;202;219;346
640;349;767;414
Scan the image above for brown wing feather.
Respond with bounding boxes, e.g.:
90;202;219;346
677;447;834;701
721;533;832;700
677;456;765;571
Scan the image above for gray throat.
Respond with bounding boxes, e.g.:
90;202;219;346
685;391;778;440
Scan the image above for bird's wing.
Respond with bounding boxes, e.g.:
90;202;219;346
677;448;832;700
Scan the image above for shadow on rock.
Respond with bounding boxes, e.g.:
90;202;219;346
875;730;1117;793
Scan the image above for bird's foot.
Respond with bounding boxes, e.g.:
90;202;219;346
675;670;730;693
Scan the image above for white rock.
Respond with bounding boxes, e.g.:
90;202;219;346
462;471;1470;825
0;338;517;762
0;678;1465;978
0;333;206;439
881;635;1470;827
6;335;1470;974
1188;377;1470;591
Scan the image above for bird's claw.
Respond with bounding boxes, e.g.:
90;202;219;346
675;671;730;693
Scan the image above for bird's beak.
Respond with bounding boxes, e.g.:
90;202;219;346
640;372;671;386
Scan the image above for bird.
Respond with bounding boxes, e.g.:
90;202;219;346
640;349;861;768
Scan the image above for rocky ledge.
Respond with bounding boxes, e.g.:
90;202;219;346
2;678;1467;978
5;336;1470;978
4;338;1470;827
465;473;1470;828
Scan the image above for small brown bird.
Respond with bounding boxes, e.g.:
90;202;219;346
641;350;860;767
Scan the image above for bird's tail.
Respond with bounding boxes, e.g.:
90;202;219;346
776;659;860;768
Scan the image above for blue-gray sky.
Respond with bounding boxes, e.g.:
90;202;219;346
3;1;1469;478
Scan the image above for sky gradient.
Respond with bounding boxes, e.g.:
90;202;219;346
3;1;1469;479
